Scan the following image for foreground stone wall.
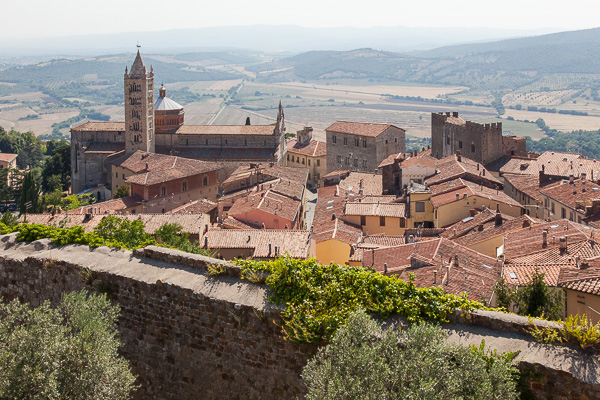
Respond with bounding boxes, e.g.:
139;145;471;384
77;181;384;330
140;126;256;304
1;235;599;400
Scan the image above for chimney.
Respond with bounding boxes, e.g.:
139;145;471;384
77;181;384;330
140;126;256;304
542;230;548;247
204;235;208;248
581;172;587;180
453;112;458;118
456;150;461;162
559;236;567;253
456;193;460;201
470;209;476;217
582;180;586;192
495;212;502;226
570;174;574;184
331;212;336;220
478;224;484;231
433;270;438;284
384;263;388;274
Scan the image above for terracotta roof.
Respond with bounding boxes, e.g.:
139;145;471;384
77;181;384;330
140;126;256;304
71;121;125;132
365;238;500;302
176;125;276;135
400;154;437;169
425;154;501;188
326;121;404;137
378;153;400;168
440;208;504;239
344;201;406;218
503;219;599;261
558;266;600;294
314;185;363;244
360;235;405;248
539;178;600;211
223;164;308;199
338;172;382;196
166;199;217;215
503;264;572;286
286;140;327;157
112;151;220;186
0;153;17;163
453;216;534;247
68;195;143;214
429;180;521;210
499;151;600;179
503;173;544;203
221;216;260;230
227;189;301;223
202;229;312;259
19;212;204;235
509;239;600;265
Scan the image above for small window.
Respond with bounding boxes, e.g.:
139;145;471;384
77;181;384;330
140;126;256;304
360;216;366;225
363;160;367;168
292;156;295;162
333;135;337;144
308;159;311;166
287;154;290;161
385;140;388;144
302;158;305;165
344;137;348;145
362;139;367;148
471;144;476;153
394;138;397;143
355;138;359;147
225;139;228;145
562;208;566;219
203;176;209;187
308;173;311;179
399;218;405;228
551;202;555;214
379;216;385;226
245;139;247;146
182;181;187;192
161;186;166;197
205;139;208;145
317;160;320;167
353;158;358;167
345;157;350;165
115;172;118;178
415;202;425;212
122;173;125;179
446;135;450;145
458;140;463;149
337;155;342;164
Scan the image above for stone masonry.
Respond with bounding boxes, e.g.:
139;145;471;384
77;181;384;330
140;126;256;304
1;235;599;400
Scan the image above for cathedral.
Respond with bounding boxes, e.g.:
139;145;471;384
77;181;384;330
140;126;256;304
70;50;287;195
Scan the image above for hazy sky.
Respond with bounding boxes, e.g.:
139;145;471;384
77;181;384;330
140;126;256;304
4;0;598;38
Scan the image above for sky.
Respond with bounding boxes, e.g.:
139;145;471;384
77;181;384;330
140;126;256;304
3;0;598;39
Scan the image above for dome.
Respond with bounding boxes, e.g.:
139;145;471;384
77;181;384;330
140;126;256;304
154;96;184;111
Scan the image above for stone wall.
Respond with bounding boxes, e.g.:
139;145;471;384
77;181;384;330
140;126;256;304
1;235;599;400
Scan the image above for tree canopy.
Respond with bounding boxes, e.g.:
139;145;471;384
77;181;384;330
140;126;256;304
0;290;136;399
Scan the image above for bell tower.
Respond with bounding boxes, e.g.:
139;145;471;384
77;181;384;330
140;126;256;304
124;49;155;155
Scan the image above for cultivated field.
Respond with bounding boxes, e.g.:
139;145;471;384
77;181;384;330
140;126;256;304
504;109;600;131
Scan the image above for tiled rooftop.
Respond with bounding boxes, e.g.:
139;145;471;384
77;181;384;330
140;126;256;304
338;172;382;196
313;185;362;244
558;266;600;295
499;151;600;179
503;264;573;286
326;121;404;137
68;195;143;214
286;139;327;157
166;199;217;215
429;180;521;210
202;229;312;259
71;121;126;132
503;173;544;203
112;151;220;186
539;178;600;211
453;216;534;247
425;154;501;188
176;125;276;136
344;201;406;218
0;153;18;162
227;189;302;223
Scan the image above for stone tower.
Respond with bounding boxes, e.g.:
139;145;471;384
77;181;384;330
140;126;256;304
124;50;155;155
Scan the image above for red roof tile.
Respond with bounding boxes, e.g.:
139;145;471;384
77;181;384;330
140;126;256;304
71;121;125;131
425;154;501;188
286;139;327;157
326;121;404;137
0;153;18;163
314;186;363;244
176;125;276;135
202;229;312;259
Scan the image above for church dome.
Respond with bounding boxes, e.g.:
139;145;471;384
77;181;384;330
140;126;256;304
154;85;183;111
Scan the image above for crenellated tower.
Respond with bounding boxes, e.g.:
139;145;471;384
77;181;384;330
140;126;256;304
124;50;155;155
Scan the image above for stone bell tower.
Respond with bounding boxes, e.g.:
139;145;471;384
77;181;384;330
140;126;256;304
124;50;155;155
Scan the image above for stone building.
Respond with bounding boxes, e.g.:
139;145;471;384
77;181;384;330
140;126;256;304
0;153;18;186
71;50;287;195
285;127;327;189
431;112;526;166
325;121;405;174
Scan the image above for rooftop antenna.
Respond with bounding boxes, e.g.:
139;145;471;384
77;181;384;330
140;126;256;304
137;42;141;49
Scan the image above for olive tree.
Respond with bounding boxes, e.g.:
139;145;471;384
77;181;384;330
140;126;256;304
0;290;136;400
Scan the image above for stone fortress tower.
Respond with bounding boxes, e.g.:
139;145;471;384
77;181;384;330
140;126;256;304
124;50;155;155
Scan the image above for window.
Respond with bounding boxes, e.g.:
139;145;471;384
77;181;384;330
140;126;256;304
337;155;342;164
345;157;350;165
415;202;425;212
317;160;321;167
353;158;358;167
343;137;348;145
302;158;305;165
308;160;311;166
394;138;397;142
291;156;295;162
122;173;125;179
379;216;385;226
551;202;555;214
182;181;187;192
399;218;405;228
287;154;290;161
562;208;566;219
333;135;337;144
363;160;367;168
355;138;359;147
203;176;209;187
385;140;388;144
308;173;311;179
161;186;166;197
362;139;367;148
205;139;208;145
446;135;450;145
458;140;463;149
569;211;574;221
360;216;366;225
115;172;118;178
225;139;228;145
471;144;476;153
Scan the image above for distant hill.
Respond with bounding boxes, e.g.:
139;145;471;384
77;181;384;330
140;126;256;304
252;28;600;91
